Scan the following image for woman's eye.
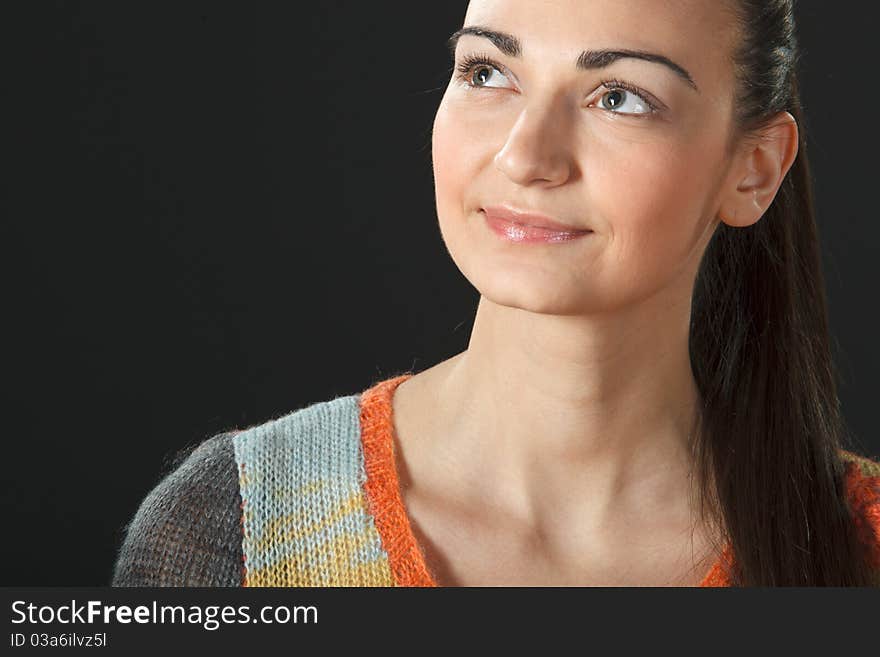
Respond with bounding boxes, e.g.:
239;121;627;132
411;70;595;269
456;57;514;89
593;87;657;116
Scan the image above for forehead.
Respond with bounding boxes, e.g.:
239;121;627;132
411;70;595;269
463;0;739;92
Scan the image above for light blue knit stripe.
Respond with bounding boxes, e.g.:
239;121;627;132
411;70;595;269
232;392;390;577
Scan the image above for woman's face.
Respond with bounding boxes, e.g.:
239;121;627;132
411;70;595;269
432;0;741;316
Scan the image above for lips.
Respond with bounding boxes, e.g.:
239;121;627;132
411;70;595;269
481;205;591;233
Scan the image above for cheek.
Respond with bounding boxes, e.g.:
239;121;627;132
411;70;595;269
432;100;469;218
599;137;708;229
431;98;484;267
592;137;718;284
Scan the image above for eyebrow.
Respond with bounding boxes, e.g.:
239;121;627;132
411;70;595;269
446;25;699;93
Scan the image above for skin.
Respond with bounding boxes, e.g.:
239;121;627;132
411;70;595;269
392;0;799;585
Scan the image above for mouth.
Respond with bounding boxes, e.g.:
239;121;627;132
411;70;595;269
480;209;593;244
481;205;592;234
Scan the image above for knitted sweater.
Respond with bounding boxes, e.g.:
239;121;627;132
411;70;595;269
112;373;880;587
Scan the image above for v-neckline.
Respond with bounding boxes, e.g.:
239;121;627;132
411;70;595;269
358;372;734;587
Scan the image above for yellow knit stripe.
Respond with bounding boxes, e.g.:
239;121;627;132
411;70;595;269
244;489;367;557
246;525;396;586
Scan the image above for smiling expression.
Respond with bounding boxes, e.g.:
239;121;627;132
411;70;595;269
431;0;742;315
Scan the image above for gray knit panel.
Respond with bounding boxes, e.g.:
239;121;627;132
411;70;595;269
111;431;244;587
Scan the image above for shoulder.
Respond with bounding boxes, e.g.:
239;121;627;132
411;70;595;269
231;390;363;461
231;390;367;527
112;431;244;587
231;388;399;586
840;448;880;478
839;448;880;572
231;391;366;497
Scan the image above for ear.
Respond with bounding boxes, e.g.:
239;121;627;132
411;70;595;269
717;111;799;228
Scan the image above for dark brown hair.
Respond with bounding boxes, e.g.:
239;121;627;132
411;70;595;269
689;0;876;585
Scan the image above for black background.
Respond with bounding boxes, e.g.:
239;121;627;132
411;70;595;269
3;2;878;585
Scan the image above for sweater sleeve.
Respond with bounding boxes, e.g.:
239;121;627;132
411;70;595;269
111;431;244;587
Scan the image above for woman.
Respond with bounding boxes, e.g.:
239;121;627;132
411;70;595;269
112;0;880;587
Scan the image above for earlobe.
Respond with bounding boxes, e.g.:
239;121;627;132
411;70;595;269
718;111;799;229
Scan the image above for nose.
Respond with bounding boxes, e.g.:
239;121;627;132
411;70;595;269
493;99;575;187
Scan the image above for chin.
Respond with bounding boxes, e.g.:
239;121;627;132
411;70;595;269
472;270;593;317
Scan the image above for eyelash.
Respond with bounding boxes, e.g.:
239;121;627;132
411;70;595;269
453;52;662;116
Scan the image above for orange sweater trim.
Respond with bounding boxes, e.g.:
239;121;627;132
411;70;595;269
841;451;880;571
359;373;437;586
698;544;734;587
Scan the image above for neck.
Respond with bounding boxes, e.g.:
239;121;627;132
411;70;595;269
426;290;703;529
